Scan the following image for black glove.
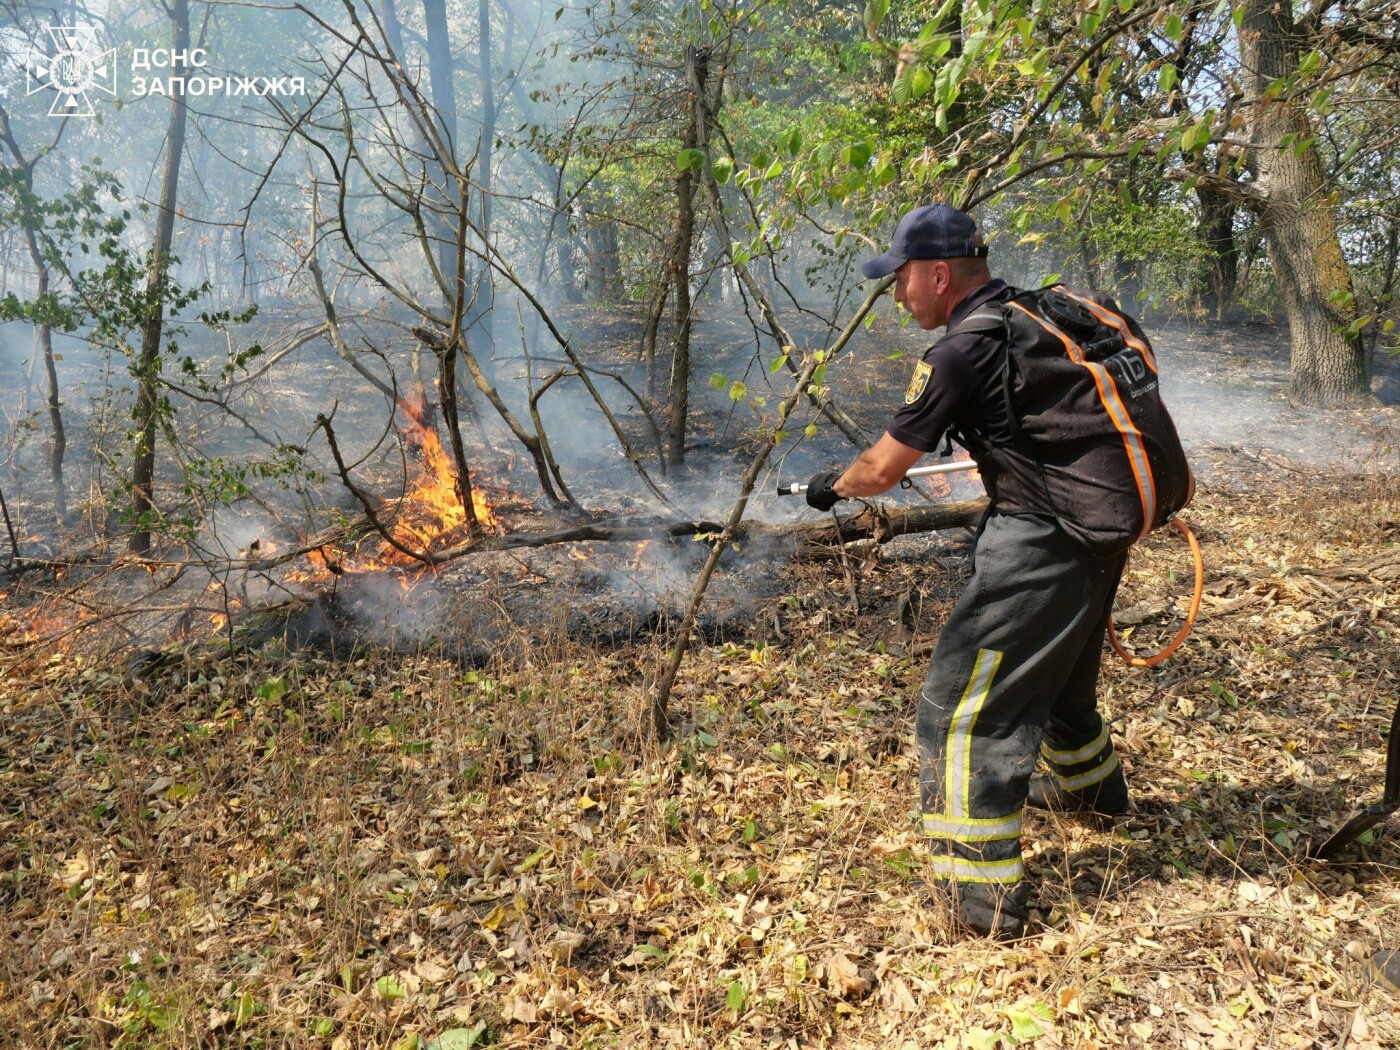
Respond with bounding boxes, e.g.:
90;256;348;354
805;470;845;512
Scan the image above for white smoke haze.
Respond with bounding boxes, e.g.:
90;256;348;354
0;2;1394;656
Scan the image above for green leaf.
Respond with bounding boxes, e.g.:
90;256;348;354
840;140;875;167
256;677;287;704
865;0;891;34
1164;13;1184;41
910;66;933;99
675;148;705;172
729;381;748;402
425;1028;488;1050
709;372;729;389
726;980;748;1012
804;422;818;438
1007;1010;1044;1040
891;70;912;106
964;1028;1001;1050
782;128;804;155
376;976;405;1000
1183;117;1211;152
769;355;789;374
235;990;257;1028
1159;63;1178;94
712;156;733;184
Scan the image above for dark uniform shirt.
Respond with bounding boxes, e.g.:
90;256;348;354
886;278;1015;456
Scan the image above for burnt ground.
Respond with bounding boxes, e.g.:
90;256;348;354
3;305;1400;1050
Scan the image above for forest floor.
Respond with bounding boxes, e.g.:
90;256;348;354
3;445;1400;1049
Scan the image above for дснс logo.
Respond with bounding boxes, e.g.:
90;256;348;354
26;26;117;117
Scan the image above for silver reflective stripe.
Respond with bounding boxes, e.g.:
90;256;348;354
923;811;1023;842
1053;752;1121;792
1042;726;1110;767
945;649;1003;820
929;855;1024;884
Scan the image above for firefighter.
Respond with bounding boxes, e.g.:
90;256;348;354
804;204;1130;940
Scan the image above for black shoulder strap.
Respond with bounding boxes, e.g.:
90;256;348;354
946;309;1006;337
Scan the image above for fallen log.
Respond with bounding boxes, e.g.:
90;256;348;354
422;498;988;556
783;500;987;557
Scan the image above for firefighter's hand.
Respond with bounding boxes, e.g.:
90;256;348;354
805;470;846;511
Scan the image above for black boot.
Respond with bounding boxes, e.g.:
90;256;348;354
931;880;1032;941
1026;762;1129;817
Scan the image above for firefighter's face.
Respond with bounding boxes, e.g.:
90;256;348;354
893;258;952;330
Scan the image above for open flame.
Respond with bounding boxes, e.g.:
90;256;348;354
283;398;502;589
398;398;497;535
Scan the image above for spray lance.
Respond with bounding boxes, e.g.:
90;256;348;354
775;459;979;497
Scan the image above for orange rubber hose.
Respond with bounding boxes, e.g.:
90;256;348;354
1108;516;1204;668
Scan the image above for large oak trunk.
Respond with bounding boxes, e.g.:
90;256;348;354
1236;0;1369;405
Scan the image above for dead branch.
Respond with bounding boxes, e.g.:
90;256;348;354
519;307;579;507
0;484;20;570
307;185;398;402
648;273;900;740
315;411;434;566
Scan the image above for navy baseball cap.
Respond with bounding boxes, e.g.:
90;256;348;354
861;204;988;279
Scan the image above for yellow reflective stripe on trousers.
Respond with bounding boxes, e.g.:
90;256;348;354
929;855;1024;884
923;810;1023;842
945;649;1003;820
1052;752;1120;792
1041;726;1110;767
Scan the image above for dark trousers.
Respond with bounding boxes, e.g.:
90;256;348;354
917;512;1127;885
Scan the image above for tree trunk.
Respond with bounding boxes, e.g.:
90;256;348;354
420;0;459;296
0;112;69;525
1236;0;1369;405
469;0;497;354
129;0;190;555
666;46;709;468
36;307;66;526
583;200;620;298
1195;177;1238;319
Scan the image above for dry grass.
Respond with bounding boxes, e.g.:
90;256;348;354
2;453;1398;1050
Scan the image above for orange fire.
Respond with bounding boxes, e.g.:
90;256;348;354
398;398;497;535
0;600;88;648
281;398;502;594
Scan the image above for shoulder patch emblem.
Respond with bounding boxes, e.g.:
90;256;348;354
905;361;933;405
